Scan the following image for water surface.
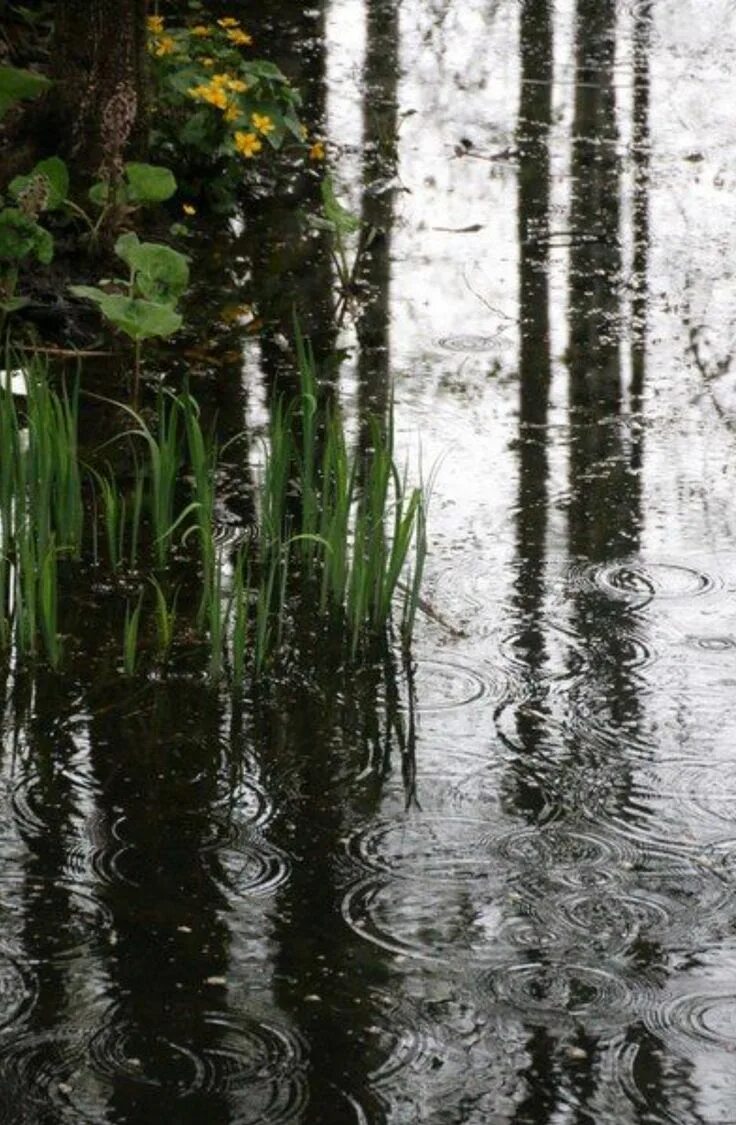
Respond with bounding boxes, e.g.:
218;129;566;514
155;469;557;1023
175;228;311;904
4;0;736;1121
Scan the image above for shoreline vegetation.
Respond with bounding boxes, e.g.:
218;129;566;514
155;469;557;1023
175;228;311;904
0;345;427;684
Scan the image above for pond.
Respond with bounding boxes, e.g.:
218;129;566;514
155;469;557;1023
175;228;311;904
3;0;736;1120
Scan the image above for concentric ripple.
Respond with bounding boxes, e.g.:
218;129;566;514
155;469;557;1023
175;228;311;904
342;875;508;962
213;836;291;898
488;961;633;1027
410;657;509;713
436;334;499;352
0;951;36;1033
552;888;671;955
89;1007;307;1120
494;824;637;888
572;559;719;605
346;815;499;881
687;634;736;652
0;1026;97;1124
0;877;113;963
646;992;736;1053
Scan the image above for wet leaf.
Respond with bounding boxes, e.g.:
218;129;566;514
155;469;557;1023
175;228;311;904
0;65;51;120
9;157;69;211
125;162;177;204
0;209;53;263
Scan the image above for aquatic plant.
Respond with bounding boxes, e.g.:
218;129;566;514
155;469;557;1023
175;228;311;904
70;233;189;401
0;346;428;680
245;329;427;666
122;591;144;676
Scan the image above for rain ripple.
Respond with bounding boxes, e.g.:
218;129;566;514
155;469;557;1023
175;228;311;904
410;657;510;713
0;949;37;1033
436;334;500;352
486;960;635;1030
646;991;736;1054
88;1007;308;1120
494;823;638;888
346;815;500;882
571;558;720;605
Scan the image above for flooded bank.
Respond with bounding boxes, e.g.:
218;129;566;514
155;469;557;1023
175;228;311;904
4;0;736;1120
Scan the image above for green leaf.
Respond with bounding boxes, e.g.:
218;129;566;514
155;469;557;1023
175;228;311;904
283;110;304;141
88;181;109;207
70;286;183;339
321;176;361;234
95;295;183;341
0;296;31;314
179;110;211;148
124;162;177;204
0;65;51;121
114;236;189;304
0;208;53;263
114;231;141;268
34;157;69;208
9;156;69;211
166;67;202;96
34;225;54;264
69;284;109;306
243;60;288;83
132;244;190;305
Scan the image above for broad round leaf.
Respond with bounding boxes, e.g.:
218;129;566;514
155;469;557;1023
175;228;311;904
114;231;141;268
130;243;189;305
96;295;183;341
124;163;177;204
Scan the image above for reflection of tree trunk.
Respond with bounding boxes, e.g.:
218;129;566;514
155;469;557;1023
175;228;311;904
245;0;335;400
567;0;634;560
630;0;652;412
85;683;232;1125
262;666;401;1124
568;0;621;412
512;0;552;698
356;0;400;450
518;0;552;432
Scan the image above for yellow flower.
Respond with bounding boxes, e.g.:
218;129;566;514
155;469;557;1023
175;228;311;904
309;140;326;161
226;77;248;93
234;131;262;158
205;86;229;109
251;112;275;135
154;35;176;57
188;83;228;109
227;28;253;47
191;25;212;37
147;15;164;34
299;124;308;140
201;57;215;67
183;203;196;216
224;101;240;122
211;73;230;87
217;17;240;28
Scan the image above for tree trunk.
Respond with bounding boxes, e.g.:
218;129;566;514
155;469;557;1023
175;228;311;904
49;0;149;178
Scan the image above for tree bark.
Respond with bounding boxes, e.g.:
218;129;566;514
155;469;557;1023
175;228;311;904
1;0;149;189
49;0;149;178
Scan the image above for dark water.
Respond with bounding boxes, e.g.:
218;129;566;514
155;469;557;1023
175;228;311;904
4;0;736;1120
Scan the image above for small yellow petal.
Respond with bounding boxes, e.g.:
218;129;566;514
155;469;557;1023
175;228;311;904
226;28;253;47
